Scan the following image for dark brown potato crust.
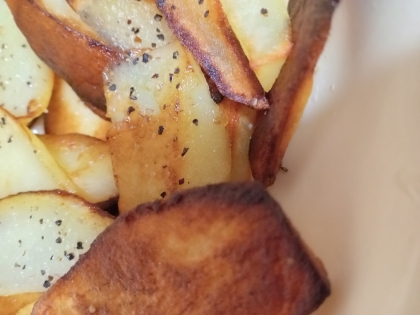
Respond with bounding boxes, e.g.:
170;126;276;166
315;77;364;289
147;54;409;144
250;0;339;186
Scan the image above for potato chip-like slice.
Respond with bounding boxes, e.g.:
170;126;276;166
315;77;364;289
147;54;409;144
31;182;330;315
5;0;124;112
157;0;269;110
45;76;111;140
0;0;54;125
250;0;339;186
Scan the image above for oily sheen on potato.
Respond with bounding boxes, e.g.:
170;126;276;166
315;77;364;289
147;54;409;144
0;0;54;125
31;182;330;315
0;191;114;313
38;134;118;205
0;106;80;200
106;42;233;212
45;76;111;140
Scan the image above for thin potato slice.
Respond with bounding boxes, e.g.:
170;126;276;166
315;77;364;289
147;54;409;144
106;42;231;212
31;182;330;315
45;76;111;140
250;0;339;186
38;134;118;204
5;0;124;112
157;0;269;110
68;0;176;50
0;191;113;308
220;0;292;91
0;106;80;200
0;0;54;125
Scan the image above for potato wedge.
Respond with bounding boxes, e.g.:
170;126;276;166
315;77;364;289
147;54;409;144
220;0;292;91
0;191;113;310
5;0;124;112
106;43;232;212
250;0;339;186
0;0;54;125
68;0;176;50
0;106;80;200
31;182;330;314
157;0;269;110
38;134;118;205
0;293;42;315
45;76;111;140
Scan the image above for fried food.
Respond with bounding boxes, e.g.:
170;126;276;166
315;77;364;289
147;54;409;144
157;0;269;110
45;76;111;140
5;0;123;112
0;191;114;313
0;0;54;125
31;182;329;315
38;133;118;205
250;0;339;186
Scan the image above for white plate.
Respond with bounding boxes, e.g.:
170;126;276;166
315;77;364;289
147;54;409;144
268;0;420;314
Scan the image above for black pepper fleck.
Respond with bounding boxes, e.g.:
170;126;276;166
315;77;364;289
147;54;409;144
77;241;83;250
198;0;204;4
181;147;189;156
280;166;289;172
154;14;163;21
129;87;137;100
56;237;62;244
157;34;165;41
151;73;159;79
142;53;150;63
132;57;139;65
261;8;268;16
204;10;209;18
39;218;43;224
192;119;198;125
131;27;140;34
109;84;116;91
179;178;185;185
173;51;179;59
174;67;180;74
66;252;75;260
127;106;135;114
43;280;51;288
169;73;174;82
176;83;180;89
55;220;62;226
152;43;157;48
158;126;164;135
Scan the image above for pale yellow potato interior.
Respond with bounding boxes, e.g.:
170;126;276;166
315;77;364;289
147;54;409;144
0;191;113;296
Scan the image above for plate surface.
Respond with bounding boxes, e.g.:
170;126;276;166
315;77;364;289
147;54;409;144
268;0;420;314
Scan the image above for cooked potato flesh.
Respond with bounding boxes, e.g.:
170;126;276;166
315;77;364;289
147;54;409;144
70;0;176;50
0;107;80;200
0;0;54;124
106;43;231;211
220;0;292;91
39;134;118;204
0;191;113;296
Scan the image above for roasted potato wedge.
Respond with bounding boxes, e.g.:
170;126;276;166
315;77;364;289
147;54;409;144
220;0;292;91
5;0;124;112
38;134;118;205
157;0;269;110
31;182;330;314
0;191;113;312
45;76;111;140
250;0;339;186
0;106;80;200
0;0;54;125
106;42;232;212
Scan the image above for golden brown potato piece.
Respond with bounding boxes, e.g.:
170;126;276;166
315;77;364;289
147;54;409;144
157;0;269;110
38;134;118;204
45;76;111;140
31;182;330;315
5;0;123;112
0;293;42;315
15;301;36;315
250;0;339;186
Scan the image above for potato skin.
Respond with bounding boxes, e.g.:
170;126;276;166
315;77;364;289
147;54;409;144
249;0;339;186
5;0;124;112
